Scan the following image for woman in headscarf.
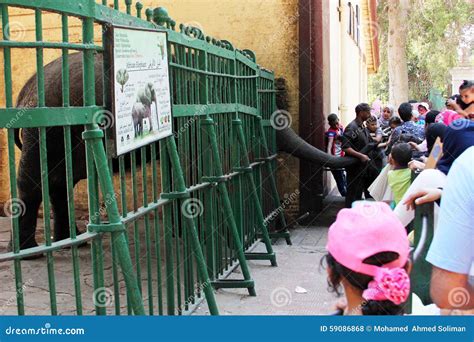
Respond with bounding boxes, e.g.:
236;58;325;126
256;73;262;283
379;105;394;143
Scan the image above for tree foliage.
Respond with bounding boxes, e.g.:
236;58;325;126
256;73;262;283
369;0;473;103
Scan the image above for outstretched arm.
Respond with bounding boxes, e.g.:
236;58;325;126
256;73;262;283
430;267;473;310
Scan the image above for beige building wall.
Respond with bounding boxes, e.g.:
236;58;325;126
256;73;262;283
0;1;300;217
330;0;370;126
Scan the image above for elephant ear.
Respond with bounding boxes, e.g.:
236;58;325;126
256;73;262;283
137;86;152;106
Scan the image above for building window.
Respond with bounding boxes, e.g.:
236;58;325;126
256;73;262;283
356;4;360;46
347;2;360;46
348;2;352;35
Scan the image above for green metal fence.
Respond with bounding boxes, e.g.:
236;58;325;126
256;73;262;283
0;0;290;315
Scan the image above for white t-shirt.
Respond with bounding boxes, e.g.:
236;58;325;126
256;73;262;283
426;146;474;278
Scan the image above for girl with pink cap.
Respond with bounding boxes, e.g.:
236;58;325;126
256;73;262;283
323;201;411;315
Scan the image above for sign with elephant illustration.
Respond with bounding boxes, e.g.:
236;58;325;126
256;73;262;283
110;26;172;156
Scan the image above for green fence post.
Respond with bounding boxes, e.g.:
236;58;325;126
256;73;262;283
162;136;220;315
256;116;292;245
201;116;256;296
82;15;145;316
233;117;277;266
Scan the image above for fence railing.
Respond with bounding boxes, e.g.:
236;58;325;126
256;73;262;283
0;0;290;316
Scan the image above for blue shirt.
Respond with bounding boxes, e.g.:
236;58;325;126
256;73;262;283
391;121;425;143
426;146;474;276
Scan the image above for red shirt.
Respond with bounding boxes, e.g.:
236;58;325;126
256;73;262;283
325;125;345;157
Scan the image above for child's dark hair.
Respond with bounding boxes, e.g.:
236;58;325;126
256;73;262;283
355;103;371;114
425;110;440;124
366;115;378;124
328;113;339;124
398;102;413;122
448;94;470;110
322;252;407;315
459;80;473;92
391;143;412;167
389;116;402;126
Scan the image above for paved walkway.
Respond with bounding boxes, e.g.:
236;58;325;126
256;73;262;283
0;197;345;316
194;196;345;315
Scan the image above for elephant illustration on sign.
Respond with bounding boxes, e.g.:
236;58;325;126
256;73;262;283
131;83;158;137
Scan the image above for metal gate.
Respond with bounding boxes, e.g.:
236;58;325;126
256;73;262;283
0;0;290;315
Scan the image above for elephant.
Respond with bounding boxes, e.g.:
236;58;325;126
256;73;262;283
12;55;362;252
132;83;157;137
273;77;361;169
131;101;145;137
13;52;104;250
12;52;146;250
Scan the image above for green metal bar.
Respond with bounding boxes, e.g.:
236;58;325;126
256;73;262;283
202;117;256;296
125;0;132;15
0;106;103;128
233;118;277;266
0;0;96;18
164;136;219;315
1;3;25;316
61;12;83;315
0;41;103;50
141;147;154;315
257;120;291;244
118;155;132;315
35;8;58;315
160;140;175;315
130;151;142;297
135;2;142;18
82;16;144;316
151;143;163;315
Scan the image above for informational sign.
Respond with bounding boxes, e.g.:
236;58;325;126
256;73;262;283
110;26;172;156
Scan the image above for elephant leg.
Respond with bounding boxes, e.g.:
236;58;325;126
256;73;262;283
148;113;153;131
17;163;42;249
50;183;75;241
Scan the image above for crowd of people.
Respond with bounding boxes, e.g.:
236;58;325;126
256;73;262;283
322;80;474;315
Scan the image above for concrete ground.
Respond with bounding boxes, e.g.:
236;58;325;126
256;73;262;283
0;196;345;316
194;227;338;315
194;195;345;315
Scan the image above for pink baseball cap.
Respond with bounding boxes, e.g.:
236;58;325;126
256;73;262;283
327;201;410;304
327;201;409;277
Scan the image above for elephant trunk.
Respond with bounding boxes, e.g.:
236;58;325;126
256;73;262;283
275;126;359;168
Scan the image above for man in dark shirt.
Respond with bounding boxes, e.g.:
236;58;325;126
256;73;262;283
341;103;372;208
